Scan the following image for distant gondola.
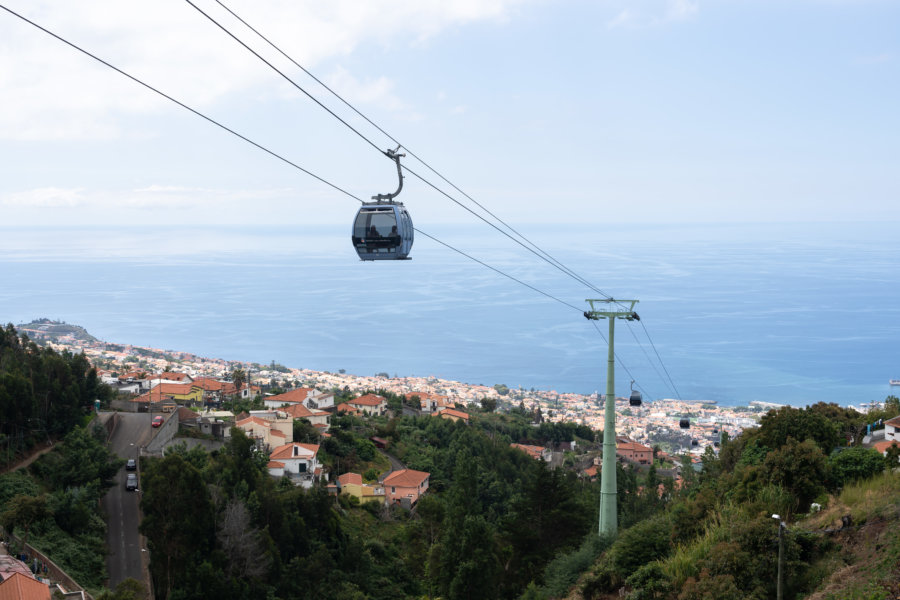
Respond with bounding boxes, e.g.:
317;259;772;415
691;439;699;446
352;147;414;261
679;417;690;429
629;380;642;407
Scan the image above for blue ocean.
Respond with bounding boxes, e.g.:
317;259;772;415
1;221;897;408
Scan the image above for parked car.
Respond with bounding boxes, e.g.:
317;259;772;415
126;473;138;491
125;458;136;471
152;416;164;428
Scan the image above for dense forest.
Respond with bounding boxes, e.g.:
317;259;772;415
0;325;122;591
1;323;112;464
138;413;599;600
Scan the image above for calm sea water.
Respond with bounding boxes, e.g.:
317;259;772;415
0;221;897;408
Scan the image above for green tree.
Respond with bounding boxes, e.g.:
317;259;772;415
758;406;840;454
762;438;827;513
884;443;900;469
0;493;50;549
828;446;885;487
96;578;146;600
231;368;246;393
140;454;215;599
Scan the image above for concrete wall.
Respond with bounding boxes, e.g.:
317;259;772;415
96;412;117;440
1;527;94;600
110;399;140;413
145;413;179;455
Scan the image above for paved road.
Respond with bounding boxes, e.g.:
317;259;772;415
377;448;406;482
101;412;156;590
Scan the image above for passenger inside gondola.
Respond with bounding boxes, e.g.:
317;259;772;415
369;225;380;237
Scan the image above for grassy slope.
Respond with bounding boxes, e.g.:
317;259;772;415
801;470;900;600
565;470;900;600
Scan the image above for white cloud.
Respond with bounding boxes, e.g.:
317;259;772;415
0;0;529;141
606;0;699;29
2;187;85;207
324;66;406;111
667;0;699;21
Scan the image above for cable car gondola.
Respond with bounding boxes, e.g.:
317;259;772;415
629;380;642;407
679;417;690;429
352;147;414;261
691;439;699;446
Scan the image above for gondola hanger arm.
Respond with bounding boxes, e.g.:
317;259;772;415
372;145;406;203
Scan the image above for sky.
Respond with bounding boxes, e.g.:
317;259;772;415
1;0;897;229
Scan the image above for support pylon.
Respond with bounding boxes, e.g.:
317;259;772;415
584;298;639;537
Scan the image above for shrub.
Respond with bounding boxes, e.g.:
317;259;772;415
539;534;611;598
611;514;673;574
828;446;885;488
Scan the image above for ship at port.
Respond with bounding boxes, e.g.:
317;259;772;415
890;379;900;386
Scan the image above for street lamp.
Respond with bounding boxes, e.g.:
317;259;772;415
772;514;786;600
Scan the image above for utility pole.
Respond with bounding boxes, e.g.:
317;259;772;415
584;298;639;537
773;515;786;600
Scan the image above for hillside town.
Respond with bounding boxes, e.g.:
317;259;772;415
17;320;773;457
5;322;900;600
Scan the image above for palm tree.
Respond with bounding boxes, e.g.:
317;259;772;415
232;368;246;394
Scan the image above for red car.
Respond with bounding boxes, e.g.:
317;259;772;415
152;416;164;428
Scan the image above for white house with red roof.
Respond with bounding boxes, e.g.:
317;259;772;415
511;443;551;461
346;394;387;416
278;403;331;430
264;388;321;410
885;415;900;442
236;412;293;450
406;392;452;414
438;407;470;424
268;442;323;488
149;372;193;385
383;469;430;507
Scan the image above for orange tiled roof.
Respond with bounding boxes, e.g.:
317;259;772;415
885;415;900;428
280;404;315;419
270;442;320;460
267;460;285;469
873;440;900;453
134;383;200;403
237;416;271;429
439;408;469;420
154;372;191;382
0;572;50;600
383;469;429;488
192;377;227;391
336;403;360;414
511;443;546;459
349;394;386;407
337;472;363;486
618;441;652;452
267;388;316;405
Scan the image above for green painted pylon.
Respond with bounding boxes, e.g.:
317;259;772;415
584;299;639;537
